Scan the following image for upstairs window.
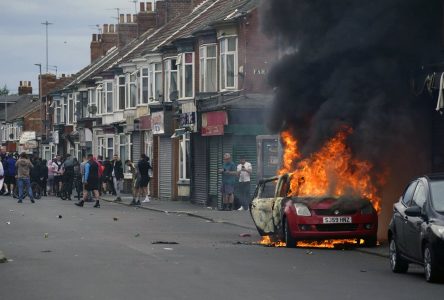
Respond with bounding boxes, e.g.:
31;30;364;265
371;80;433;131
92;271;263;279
54;100;62;124
96;84;104;115
199;44;217;92
141;67;149;104
67;93;74;125
164;58;178;102
88;87;97;117
79;91;88;119
103;81;113;113
178;52;194;99
128;71;138;108
220;37;238;90
117;76;125;110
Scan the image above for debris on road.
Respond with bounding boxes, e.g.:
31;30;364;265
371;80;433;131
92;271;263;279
239;233;251;237
9;210;14;212
152;241;179;245
41;250;52;253
44;233;49;238
360;269;367;273
58;215;62;219
163;248;174;251
113;217;119;221
6;221;11;225
134;233;140;237
306;250;313;255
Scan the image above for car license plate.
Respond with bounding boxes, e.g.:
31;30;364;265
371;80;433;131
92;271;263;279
323;217;352;224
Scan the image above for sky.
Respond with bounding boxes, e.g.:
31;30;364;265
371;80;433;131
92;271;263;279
0;0;152;94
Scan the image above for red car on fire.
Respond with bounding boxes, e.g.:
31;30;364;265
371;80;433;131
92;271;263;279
250;173;378;247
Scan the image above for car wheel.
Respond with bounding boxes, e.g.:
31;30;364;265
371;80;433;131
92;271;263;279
424;244;443;283
284;218;297;248
363;235;377;248
389;238;409;273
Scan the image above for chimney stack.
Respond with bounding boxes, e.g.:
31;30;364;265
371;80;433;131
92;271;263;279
103;24;109;33
120;14;125;23
109;24;115;33
18;80;32;95
146;2;152;11
127;14;132;23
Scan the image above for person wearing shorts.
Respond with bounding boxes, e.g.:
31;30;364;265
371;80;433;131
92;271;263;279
133;154;152;205
75;154;100;208
218;153;237;211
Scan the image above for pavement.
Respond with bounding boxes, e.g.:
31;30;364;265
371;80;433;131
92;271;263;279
101;193;390;258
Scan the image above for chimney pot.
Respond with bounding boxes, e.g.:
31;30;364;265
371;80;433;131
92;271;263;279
127;14;131;23
146;2;152;11
133;14;137;23
103;24;109;33
62;74;65;78
20;81;23;86
140;2;145;12
29;81;31;87
92;33;97;42
120;14;125;23
109;24;115;33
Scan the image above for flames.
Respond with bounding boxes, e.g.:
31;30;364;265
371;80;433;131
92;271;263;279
279;127;382;213
259;236;365;249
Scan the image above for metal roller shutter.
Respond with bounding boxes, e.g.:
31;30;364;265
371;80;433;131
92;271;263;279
191;134;208;205
159;136;173;200
232;135;257;199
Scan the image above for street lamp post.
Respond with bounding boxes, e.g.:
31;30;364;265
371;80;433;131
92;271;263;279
35;63;43;154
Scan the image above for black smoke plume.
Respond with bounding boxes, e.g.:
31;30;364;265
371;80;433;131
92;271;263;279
262;0;443;169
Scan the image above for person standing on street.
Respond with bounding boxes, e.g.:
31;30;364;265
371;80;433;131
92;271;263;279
52;155;63;196
126;160;140;205
112;154;124;202
3;153;17;196
218;153;237;211
62;154;75;200
131;154;152;205
75;154;100;208
15;152;34;203
236;157;252;211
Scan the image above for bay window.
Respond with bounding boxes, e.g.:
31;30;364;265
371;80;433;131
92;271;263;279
220;37;238;90
178;52;194;99
151;63;163;102
55;100;62;124
199;44;217;92
164;58;178;102
97;84;104;115
118;76;125;110
141;67;149;104
88;87;97;117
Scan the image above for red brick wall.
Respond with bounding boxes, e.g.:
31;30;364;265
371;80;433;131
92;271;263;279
238;8;277;93
23;109;43;135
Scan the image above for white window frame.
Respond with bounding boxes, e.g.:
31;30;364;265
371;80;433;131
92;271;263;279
164;58;178;102
117;76;126;111
103;81;113;114
199;44;217;92
219;36;238;91
178;52;195;99
54;100;62;124
88;87;96;117
140;67;149;104
127;71;138;109
150;62;163;102
97;135;114;159
178;132;190;180
118;134;132;162
67;93;74;125
96;84;104;115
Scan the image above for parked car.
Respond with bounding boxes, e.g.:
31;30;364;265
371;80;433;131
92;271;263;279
250;173;378;248
388;174;444;282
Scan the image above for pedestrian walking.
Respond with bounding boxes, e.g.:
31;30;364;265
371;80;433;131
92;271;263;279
3;153;17;196
47;158;54;196
112;154;124;202
102;157;114;195
130;154;152;205
75;154;101;208
15;152;34;203
236;157;252;211
52;155;63;196
126;160;140;204
0;158;4;194
218;153;237;210
62;154;75;200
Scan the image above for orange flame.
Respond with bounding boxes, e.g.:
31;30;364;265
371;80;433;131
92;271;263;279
259;236;365;248
259;236;287;247
279;128;382;213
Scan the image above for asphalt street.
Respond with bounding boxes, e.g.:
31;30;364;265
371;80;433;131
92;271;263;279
0;196;443;300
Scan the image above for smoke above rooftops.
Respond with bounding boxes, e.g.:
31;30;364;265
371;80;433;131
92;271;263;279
262;0;443;168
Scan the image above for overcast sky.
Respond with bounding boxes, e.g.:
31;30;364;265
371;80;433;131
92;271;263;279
0;0;152;94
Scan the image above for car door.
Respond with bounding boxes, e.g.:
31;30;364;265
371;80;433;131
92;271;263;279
403;180;428;260
250;179;279;235
393;180;417;252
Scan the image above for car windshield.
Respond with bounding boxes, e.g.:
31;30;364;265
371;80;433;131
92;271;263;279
430;180;444;212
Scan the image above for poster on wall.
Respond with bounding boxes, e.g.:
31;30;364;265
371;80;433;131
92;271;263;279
201;111;227;136
151;111;164;135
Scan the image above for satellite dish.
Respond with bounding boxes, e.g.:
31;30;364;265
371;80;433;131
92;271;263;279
88;105;98;114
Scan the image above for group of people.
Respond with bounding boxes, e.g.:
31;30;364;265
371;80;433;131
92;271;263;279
0;145;153;208
219;153;253;211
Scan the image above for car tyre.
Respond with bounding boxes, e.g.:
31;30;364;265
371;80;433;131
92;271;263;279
389;238;409;273
424;243;444;283
284;218;297;248
363;235;377;248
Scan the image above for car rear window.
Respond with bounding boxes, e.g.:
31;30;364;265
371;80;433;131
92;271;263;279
429;180;444;213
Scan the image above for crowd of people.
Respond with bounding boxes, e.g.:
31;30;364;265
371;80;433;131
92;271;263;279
0;146;153;208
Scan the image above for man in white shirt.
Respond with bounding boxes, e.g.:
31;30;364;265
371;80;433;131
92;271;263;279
236;157;252;211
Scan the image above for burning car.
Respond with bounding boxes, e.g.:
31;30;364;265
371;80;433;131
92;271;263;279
250;173;378;248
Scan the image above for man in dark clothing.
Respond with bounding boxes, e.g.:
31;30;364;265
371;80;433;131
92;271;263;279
75;154;100;208
102;157;114;195
62;154;75;200
112;154;124;202
3;153;16;196
130;154;152;205
41;159;48;196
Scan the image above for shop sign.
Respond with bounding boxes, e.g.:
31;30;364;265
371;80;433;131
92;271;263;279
180;112;196;128
151;111;164;134
24;140;38;149
201;111;228;136
19;131;36;144
139;115;152;130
